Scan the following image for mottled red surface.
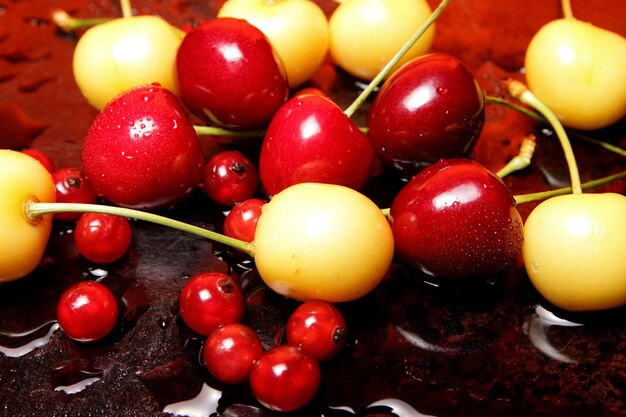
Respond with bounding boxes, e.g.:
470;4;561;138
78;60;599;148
1;1;625;416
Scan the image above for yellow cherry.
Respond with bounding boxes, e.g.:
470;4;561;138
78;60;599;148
525;18;626;130
218;0;330;88
73;15;183;110
0;149;56;283
252;183;394;302
523;193;626;312
329;0;434;81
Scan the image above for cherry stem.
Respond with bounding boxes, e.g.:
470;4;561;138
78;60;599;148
193;125;265;138
343;0;452;118
496;134;537;178
120;0;132;18
51;9;113;32
25;201;254;257
561;0;574;19
506;80;582;194
514;170;626;205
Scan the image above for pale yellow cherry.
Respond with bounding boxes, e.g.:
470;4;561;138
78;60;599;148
218;0;330;88
329;0;434;81
525;18;626;130
252;183;394;302
73;15;183;110
0;150;56;283
523;193;626;312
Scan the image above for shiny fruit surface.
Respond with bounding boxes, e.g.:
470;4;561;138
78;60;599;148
0;149;55;283
203;150;258;206
81;84;204;210
74;213;132;264
223;198;266;243
253;183;394;302
73;16;183;110
523;193;626;312
390;159;523;280
329;0;434;81
368;53;485;177
176;17;289;129
52;168;97;221
525;18;626;130
218;0;330;88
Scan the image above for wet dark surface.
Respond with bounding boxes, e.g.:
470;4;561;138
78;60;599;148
1;0;625;416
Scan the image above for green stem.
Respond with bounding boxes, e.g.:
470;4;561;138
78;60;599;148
507;80;582;194
193;125;265;138
51;9;112;31
561;0;574;19
25;202;254;256
514;170;626;204
343;0;452;118
120;0;132;18
496;134;536;178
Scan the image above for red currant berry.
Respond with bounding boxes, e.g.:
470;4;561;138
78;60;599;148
74;213;132;264
223;198;266;242
57;281;118;342
286;300;347;360
179;272;245;336
21;148;55;173
52;167;97;221
203;150;258;206
249;345;320;412
203;323;263;384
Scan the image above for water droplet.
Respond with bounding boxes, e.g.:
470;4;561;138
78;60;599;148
436;87;448;95
530;262;540;273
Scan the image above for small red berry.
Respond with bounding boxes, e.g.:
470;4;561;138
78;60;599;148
52;167;97;221
203;323;263;384
203;150;258;206
74;213;132;264
57;281;118;342
223;198;265;242
179;272;245;336
21;148;55;173
286;300;347;360
249;345;320;412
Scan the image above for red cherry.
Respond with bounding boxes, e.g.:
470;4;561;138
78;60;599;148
57;281;118;342
52;167;97;221
286;300;347;361
74;213;132;264
176;17;289;129
368;53;485;177
259;94;375;196
390;159;523;280
21;148;55;173
249;345;320;412
203;150;258;206
179;272;245;336
203;323;263;384
82;84;204;210
223;198;265;242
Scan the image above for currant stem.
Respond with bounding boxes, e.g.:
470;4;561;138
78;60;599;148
51;9;112;32
343;0;452;118
193;125;266;138
120;0;132;18
561;0;574;19
25;201;254;257
507;80;582;194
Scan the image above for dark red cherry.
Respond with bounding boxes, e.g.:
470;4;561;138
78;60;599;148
368;54;485;177
57;281;118;342
74;213;132;264
390;159;523;280
179;272;245;336
223;198;265;242
52;167;97;221
82;84;204;210
249;345;320;412
259;94;375;196
286;300;347;360
176;17;289;129
203;323;263;384
22;148;55;173
203;150;258;206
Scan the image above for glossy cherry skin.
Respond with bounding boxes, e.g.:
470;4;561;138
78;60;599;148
179;272;245;336
203;150;258;206
21;148;55;173
390;159;523;280
368;54;485;177
259;94;375;196
203;323;263;384
223;198;265;242
82;84;204;210
74;213;132;264
176;17;289;129
57;281;118;342
249;345;320;412
52;168;97;221
286;300;347;360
